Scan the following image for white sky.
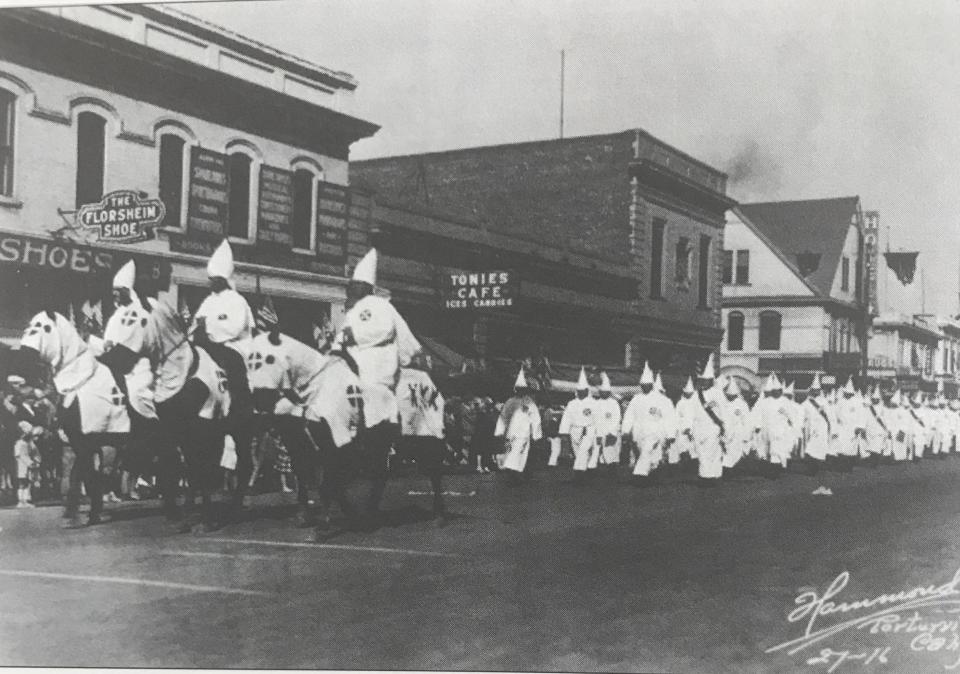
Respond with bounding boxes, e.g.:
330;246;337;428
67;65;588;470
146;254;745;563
170;0;960;314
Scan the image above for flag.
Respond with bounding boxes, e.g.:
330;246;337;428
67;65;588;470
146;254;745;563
884;251;919;285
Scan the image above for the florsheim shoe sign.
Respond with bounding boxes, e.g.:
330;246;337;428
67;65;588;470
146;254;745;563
77;190;166;243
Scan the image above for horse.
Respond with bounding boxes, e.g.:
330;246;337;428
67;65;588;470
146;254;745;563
245;331;373;536
18;310;132;527
146;299;235;532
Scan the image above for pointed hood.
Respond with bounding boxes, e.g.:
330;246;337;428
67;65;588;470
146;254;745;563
352;248;378;286
206;239;235;280
764;372;782;393
784;381;795;397
112;260;136;290
871;385;881;401
724;377;740;397
912;390;924;406
842;377;855;395
600;372;612;393
655;372;666;394
890;389;901;406
699;353;715;380
810;372;822;391
514;367;528;390
576;367;589;391
683;377;695;395
639;361;654;385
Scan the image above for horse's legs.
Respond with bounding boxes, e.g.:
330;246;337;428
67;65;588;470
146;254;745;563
276;417;316;526
363;421;397;527
422;437;447;519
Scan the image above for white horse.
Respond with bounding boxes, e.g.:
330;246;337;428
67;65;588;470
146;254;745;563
146;299;235;531
245;330;369;535
20;310;129;527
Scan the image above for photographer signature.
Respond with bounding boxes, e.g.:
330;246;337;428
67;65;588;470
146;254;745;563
766;568;960;670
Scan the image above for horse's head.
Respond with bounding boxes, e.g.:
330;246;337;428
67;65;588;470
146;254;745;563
144;297;186;357
20;310;83;374
247;333;290;391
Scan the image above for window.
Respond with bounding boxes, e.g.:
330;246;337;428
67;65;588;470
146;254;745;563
158;134;185;228
650;218;665;299
735;249;750;285
838;322;847;353
841;256;850;291
721;250;733;285
291;168;315;250
675;236;691;287
0;88;14;197
227;152;252;239
75;111;105;208
698;235;710;307
727;312;744;351
758;311;781;351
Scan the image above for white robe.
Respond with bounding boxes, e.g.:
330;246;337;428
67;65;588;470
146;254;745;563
336;295;421;429
397;368;445;439
622;390;676;476
103;299;157;419
673;396;700;464
495;396;542;473
908;406;931;457
694;386;725;479
592;396;622;467
718;395;751;469
801;396;832;461
559;396;596;472
751;395;795;467
864;404;891;456
834;396;866;457
888;406;913;461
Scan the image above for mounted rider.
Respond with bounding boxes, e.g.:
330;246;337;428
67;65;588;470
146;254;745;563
333;248;422;520
191;239;255;412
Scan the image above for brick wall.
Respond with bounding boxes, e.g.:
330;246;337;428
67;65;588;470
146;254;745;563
352;132;636;266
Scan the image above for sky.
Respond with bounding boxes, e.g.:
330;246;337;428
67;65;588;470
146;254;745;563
175;0;960;316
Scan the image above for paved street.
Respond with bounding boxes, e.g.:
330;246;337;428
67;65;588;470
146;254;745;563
1;458;959;672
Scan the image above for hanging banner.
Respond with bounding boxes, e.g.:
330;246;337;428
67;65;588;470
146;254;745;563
77;190;166;243
884;251;919;285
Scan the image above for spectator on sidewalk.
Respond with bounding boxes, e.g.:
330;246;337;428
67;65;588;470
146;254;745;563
14;422;40;508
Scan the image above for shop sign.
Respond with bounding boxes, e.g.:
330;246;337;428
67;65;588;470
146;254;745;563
0;231;171;289
441;270;517;310
77;190;166;243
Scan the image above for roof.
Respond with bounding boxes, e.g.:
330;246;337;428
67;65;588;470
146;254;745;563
738;197;861;297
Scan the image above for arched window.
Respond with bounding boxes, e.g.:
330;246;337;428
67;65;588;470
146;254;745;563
75;111;106;207
758;311;782;351
727;311;744;351
0;87;14;197
291;167;317;251
227;151;253;239
158;133;187;228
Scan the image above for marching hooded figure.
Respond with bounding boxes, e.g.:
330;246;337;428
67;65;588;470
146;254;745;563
693;355;725;481
718;376;751;470
559;367;596;476
908;391;931;459
495;368;543;480
751;373;794;469
622;361;676;480
593;372;622;469
834;377;866;460
802;373;835;464
783;382;805;456
672;376;700;467
864;386;892;458
886;390;911;462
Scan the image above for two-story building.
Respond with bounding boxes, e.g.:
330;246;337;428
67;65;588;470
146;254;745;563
0;5;378;347
353;130;736;383
720;197;869;391
867;313;941;392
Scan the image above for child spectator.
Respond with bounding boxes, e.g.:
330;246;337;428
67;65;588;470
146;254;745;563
14;421;40;508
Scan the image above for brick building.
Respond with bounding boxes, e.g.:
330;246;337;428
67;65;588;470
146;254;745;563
354;130;734;382
0;5;377;346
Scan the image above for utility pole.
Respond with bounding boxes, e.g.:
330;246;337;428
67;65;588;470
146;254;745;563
559;49;565;139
